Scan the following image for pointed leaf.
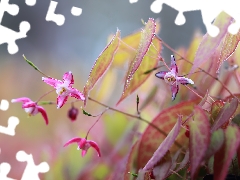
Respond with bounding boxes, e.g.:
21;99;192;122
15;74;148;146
143;116;181;171
214;125;240;180
205;129;224;160
83;30;120;105
189;12;233;76
217;30;240;72
119;18;156;103
211;98;238;132
189;106;210;179
138;99;200;169
175;149;190;172
117;37;161;105
210;100;224;125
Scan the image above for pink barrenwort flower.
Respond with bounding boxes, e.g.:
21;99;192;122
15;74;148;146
42;72;85;109
11;97;49;125
155;55;194;100
63;137;101;157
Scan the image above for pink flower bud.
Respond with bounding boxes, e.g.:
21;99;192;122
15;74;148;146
68;106;79;121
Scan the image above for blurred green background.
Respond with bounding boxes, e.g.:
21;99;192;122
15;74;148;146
0;0;206;179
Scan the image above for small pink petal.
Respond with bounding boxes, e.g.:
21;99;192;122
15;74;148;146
81;150;87;157
69;88;85;101
171;84;179;101
88;140;101;157
57;95;68;109
42;77;62;88
37;106;49;125
170;55;178;74
63;71;74;85
155;71;168;79
11;97;31;103
63;137;82;147
177;77;194;85
22;101;36;108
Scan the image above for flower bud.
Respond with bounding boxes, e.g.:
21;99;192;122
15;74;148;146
68;106;79;121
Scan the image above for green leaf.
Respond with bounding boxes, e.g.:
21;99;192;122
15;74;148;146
82;109;92;116
83;30;120;106
189;106;211;179
23;54;39;71
214;125;240;180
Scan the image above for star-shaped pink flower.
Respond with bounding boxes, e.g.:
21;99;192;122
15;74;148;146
63;137;101;157
11;97;49;125
155;55;194;100
42;71;85;109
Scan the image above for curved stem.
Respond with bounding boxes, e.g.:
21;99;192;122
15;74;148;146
36;89;55;103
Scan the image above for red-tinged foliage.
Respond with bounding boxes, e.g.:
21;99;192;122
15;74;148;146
185;125;190;138
83;30;120;106
211;98;238;132
205;129;224;160
117;37;161;105
117;18;156;105
217;30;240;72
214;125;240;180
189;12;233;76
210;100;225;125
124;140;139;180
175;149;190;172
143;116;181;171
189;106;210;179
137;99;200;169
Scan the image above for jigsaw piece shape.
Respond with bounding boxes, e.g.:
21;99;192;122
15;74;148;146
0;162;16;180
46;1;65;26
0;0;31;54
25;0;37;6
16;151;49;180
150;0;240;37
0;99;9;111
129;0;138;3
71;6;82;17
0;116;19;136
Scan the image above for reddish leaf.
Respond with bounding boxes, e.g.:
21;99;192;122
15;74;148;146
189;106;210;179
118;18;156;104
83;30;120;105
211;98;238;132
217;30;240;72
210;100;224;125
117;37;161;105
189;12;233;76
143;116;181;171
175;149;190;172
205;129;224;160
124;140;139;180
214;125;240;180
137;99;200;169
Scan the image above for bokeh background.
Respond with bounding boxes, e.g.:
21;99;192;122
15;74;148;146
0;0;206;179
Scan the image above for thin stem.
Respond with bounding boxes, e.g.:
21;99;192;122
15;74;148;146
85;108;109;139
158;37;240;102
88;97;182;148
35;89;55;103
170;169;184;179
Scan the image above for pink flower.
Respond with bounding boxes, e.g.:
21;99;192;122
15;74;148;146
63;137;101;157
155;55;194;100
42;71;85;109
11;97;49;125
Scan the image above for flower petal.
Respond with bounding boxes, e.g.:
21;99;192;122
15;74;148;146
63;71;74;85
170;55;178;74
11;97;31;104
63;137;82;147
155;71;168;80
37;106;49;125
57;95;69;109
88;140;101;157
42;77;62;88
69;88;85;101
171;84;179;101
81;150;87;157
177;76;194;85
22;101;36;108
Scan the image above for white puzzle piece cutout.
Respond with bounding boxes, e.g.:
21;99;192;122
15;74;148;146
0;0;31;54
0;162;16;180
71;6;82;16
16;151;49;180
46;1;65;26
150;0;240;37
129;0;138;3
0;100;9;111
25;0;37;6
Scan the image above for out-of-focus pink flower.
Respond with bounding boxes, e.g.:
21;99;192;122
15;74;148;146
155;55;194;100
63;137;101;157
11;97;49;125
68;106;79;121
42;71;85;109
